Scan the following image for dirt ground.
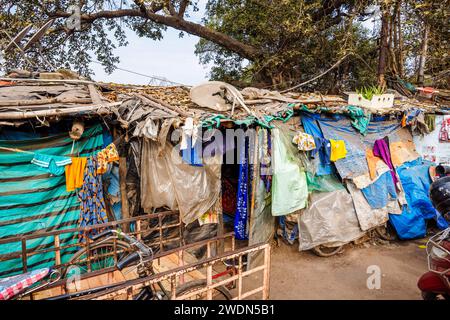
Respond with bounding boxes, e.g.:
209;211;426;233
269;239;429;300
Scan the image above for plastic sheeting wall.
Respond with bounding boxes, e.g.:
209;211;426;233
140;139;221;225
298;189;364;250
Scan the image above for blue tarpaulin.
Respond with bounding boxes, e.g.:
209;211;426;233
300;112;333;176
318;117;369;179
389;158;449;239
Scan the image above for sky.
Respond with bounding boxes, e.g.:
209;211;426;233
90;1;210;86
89;2;380;87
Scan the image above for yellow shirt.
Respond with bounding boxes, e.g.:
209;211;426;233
329;139;347;162
65;157;87;192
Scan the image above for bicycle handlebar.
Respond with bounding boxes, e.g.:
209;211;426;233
117;252;141;270
91;230;113;241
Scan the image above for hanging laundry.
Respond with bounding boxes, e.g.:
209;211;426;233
78;156;108;241
31;154;72;176
180;117;200;150
312;137;332;165
181;136;203;166
300;112;333;176
424;114;436;132
65;157;87;192
234;136;249;240
345;105;371;135
373;137;399;186
96;143;119;174
329;139;347;162
260;129;272;193
292;132;316;151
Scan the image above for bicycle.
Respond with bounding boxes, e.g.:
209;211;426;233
58;229;232;300
2;229;232;300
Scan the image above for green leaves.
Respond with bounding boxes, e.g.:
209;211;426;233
356;85;385;101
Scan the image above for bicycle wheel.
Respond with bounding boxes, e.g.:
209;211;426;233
375;223;397;241
175;279;232;300
311;245;344;257
62;239;133;278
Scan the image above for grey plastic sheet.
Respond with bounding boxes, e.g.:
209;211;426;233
318;118;369;179
140;139;221;224
298;189;364;250
347;182;389;231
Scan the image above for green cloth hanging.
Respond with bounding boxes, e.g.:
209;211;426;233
346;105;371;136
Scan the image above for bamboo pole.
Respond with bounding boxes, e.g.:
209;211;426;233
0;77;97;85
0;98;92;107
0;102;121;120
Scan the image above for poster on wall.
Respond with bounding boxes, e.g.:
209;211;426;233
413;115;450;165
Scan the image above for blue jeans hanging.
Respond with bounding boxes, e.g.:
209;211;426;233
234;137;249;240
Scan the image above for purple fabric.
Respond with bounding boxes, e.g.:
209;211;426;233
373;137;399;186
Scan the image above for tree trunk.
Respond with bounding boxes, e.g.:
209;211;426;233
377;6;390;88
396;1;404;78
417;23;430;86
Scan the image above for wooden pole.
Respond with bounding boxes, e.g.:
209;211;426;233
119;156;130;233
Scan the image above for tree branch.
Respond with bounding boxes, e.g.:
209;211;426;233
50;6;261;61
178;0;189;18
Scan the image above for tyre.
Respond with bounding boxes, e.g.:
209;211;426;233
312;245;344;257
175;279;232;300
62;239;133;279
421;291;449;300
375;223;397;241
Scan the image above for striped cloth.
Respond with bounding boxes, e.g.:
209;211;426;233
0;268;49;300
0;125;105;277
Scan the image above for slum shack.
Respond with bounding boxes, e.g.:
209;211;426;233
0;70;449;285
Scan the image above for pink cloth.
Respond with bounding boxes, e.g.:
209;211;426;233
373;138;399;186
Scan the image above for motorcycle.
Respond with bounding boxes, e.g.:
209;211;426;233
418;228;450;300
417;165;450;300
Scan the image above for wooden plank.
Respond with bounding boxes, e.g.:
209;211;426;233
262;245;271;300
21;239;27;272
88;84;104;105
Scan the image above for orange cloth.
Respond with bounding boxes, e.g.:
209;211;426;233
97;143;119;174
366;148;382;180
390;140;419;167
65;157;87;192
401;114;407;127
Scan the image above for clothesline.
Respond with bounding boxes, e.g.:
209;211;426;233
0;146;34;154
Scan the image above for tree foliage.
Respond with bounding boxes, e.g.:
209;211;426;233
0;0;448;90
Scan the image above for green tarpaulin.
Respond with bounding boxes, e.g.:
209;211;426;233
0;125;104;277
